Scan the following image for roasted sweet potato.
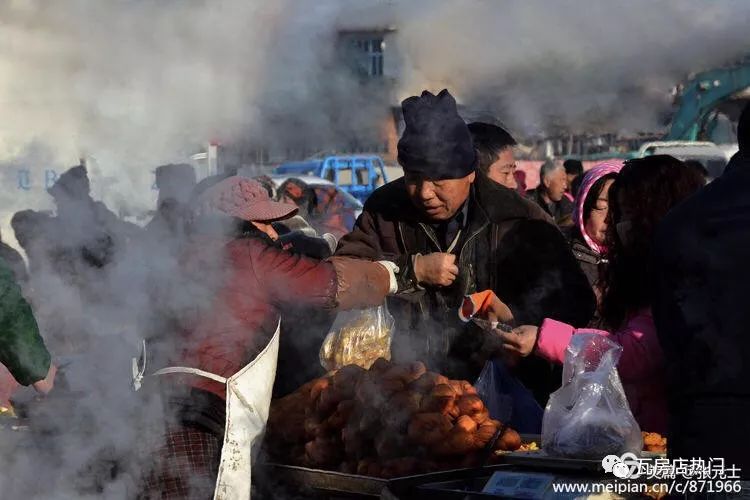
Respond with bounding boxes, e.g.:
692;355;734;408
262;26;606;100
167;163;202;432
472;408;490;425
456;395;485;417
327;400;356;429
456;415;478;434
495;428;522;451
407;412;453;446
309;377;331;402
432;428;477;456
370;357;392;374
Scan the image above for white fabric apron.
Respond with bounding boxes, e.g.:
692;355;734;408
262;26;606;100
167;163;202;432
133;322;280;500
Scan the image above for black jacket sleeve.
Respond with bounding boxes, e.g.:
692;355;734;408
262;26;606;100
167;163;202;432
494;219;595;327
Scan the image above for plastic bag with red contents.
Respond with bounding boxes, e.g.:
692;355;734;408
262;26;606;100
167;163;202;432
542;334;642;459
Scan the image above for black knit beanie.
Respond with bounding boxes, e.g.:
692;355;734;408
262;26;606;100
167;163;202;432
397;89;476;179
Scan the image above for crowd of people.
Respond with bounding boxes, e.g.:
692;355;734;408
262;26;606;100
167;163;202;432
0;88;748;497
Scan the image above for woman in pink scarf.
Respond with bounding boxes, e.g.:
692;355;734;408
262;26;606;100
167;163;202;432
486;156;705;433
568;161;623;302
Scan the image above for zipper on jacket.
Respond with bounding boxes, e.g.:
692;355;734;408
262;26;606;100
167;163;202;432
399;221;430;322
417;222;443;253
458;225;487;266
397;221;407;254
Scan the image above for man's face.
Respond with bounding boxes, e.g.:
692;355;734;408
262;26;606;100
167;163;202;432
404;170;475;221
543;167;568;202
487;148;518;190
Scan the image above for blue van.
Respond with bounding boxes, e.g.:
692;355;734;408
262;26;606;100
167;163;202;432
274;155;388;203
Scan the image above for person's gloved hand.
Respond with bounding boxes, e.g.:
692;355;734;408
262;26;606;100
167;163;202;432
321;233;338;254
459;290;514;324
485;294;513;324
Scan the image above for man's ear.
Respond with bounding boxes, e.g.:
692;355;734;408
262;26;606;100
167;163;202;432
542;176;552;189
467;171;476;184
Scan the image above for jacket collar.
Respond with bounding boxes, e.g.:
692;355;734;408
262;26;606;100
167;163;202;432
413;187;490;253
473;172;542;222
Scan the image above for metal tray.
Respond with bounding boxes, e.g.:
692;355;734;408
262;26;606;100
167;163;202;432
256;463;513;499
257;463;387;498
500;450;605;473
386;465;512;498
415;477;499;500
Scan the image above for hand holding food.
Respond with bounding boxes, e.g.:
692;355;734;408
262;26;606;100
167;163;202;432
459;290;514;325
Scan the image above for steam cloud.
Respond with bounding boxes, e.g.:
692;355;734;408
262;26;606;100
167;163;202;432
1;1;749;497
394;0;750;136
2;0;750;221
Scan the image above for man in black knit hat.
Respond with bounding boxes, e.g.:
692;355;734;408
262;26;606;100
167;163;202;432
337;90;594;405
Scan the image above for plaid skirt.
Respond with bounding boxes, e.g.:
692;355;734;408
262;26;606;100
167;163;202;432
136;384;226;500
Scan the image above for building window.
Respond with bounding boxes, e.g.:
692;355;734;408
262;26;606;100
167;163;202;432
350;37;384;77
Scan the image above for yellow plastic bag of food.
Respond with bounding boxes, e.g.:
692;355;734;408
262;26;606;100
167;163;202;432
319;304;394;371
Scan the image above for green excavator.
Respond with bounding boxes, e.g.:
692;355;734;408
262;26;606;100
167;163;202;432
569;60;750;176
666;59;750;142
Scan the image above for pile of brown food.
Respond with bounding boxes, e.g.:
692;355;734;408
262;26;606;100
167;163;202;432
266;358;522;478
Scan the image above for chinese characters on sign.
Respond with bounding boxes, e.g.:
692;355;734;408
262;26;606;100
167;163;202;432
14;169;160;192
601;453;744;496
15;169;59;191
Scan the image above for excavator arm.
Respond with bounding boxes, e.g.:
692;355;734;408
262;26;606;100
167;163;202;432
666;63;750;141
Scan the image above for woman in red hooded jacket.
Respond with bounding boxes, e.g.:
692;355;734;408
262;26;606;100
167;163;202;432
137;177;394;498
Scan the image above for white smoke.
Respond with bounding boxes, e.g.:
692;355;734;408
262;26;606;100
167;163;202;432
394;0;750;136
1;1;750;497
2;0;748;225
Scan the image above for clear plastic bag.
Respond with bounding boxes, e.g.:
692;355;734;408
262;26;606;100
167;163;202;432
319;303;394;371
542;333;642;459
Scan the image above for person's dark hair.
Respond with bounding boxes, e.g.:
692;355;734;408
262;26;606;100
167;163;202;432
563;159;584;177
277;178;317;216
582;173;618;224
467;122;517;176
683;160;708;181
253;175;276;198
568;173;617;245
570;174;585;198
600;155;704;329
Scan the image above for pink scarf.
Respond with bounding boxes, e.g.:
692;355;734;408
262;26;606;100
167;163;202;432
573;161;624;255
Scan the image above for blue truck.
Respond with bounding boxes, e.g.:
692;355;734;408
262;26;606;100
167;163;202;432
274;155;388;203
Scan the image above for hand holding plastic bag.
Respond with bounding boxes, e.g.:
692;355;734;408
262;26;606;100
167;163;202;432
542;333;642;459
319;304;394;371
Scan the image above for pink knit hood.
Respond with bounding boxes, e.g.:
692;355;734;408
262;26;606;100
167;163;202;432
573;161;624;255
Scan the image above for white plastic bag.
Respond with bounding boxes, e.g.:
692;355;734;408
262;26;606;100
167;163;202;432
319;304;394;371
542;333;642;459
